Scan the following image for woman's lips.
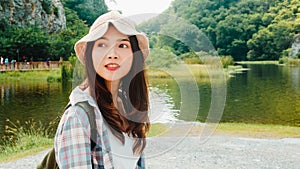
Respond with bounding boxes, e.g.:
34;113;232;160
105;63;120;71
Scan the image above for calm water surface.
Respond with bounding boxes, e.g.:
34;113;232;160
0;64;299;138
224;64;300;126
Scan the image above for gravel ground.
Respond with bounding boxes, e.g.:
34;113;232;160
0;135;299;169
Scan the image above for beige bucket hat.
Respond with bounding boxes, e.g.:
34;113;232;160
74;11;149;64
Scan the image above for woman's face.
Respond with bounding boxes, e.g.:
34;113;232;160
92;26;133;82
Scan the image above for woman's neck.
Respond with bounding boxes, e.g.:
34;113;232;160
105;80;120;104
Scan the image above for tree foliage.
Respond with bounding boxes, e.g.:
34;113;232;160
140;0;300;61
48;7;89;61
0;24;50;61
63;0;108;26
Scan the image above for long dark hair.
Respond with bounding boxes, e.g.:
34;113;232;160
84;35;150;154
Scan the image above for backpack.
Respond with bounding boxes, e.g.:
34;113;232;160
36;101;97;169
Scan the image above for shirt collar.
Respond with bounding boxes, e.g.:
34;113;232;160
69;86;98;108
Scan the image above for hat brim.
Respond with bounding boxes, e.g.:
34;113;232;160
74;21;149;65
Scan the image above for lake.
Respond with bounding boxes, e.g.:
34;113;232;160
224;64;300;126
0;64;299;138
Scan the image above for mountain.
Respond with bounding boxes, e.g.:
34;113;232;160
0;0;66;33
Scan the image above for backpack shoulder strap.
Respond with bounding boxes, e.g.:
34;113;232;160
37;102;98;169
75;102;97;150
36;148;58;169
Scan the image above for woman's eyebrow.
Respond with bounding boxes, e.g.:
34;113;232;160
119;38;130;42
98;37;129;42
99;37;108;40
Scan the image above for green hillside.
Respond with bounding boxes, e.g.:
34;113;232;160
140;0;300;61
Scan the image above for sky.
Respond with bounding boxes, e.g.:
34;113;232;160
105;0;174;17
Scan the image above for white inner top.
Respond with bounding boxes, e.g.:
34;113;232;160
106;125;140;169
106;96;140;169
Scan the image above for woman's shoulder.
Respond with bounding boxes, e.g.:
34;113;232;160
58;104;92;129
59;101;104;130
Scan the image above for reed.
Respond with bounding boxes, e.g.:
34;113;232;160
0;119;57;162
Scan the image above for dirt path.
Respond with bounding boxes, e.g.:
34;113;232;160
1;135;299;169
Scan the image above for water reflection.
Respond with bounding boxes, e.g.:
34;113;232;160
0;81;72;138
225;64;300;126
0;80;180;139
290;67;300;90
149;87;180;123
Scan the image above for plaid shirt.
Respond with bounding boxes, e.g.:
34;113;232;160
54;87;145;169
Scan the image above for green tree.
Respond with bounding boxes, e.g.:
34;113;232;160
0;24;50;61
63;0;108;25
247;21;294;60
129;0;300;61
49;7;89;60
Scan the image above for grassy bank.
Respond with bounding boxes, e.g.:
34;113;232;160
0;69;61;82
236;60;279;64
215;123;300;138
149;123;300;139
146;64;212;78
0;64;236;83
155;122;300;139
147;64;230;82
1;122;299;162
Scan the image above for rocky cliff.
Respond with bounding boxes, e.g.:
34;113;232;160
290;34;300;57
0;0;66;33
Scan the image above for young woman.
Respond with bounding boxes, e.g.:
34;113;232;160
54;11;150;169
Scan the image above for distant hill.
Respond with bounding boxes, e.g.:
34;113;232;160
140;0;300;61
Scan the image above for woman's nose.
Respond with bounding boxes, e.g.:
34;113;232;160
107;47;119;59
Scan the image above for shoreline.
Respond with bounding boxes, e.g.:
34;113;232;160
1;133;299;169
1;122;299;163
150;121;300;139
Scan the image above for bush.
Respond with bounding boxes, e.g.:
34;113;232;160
220;56;234;68
278;57;289;64
281;48;292;58
183;57;202;64
46;76;55;82
42;0;53;14
61;54;86;83
54;7;59;17
146;48;178;69
180;52;203;64
180;52;198;59
61;63;72;81
288;58;300;66
279;57;300;66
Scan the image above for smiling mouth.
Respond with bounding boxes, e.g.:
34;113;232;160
105;63;120;71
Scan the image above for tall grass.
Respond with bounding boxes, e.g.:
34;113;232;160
278;57;300;66
0;70;61;82
0;119;58;162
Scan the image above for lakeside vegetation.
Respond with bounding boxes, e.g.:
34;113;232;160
0;69;62;82
0;62;231;82
279;57;300;66
237;60;279;64
0;119;54;162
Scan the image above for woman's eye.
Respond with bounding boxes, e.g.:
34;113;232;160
97;43;106;47
119;44;129;48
